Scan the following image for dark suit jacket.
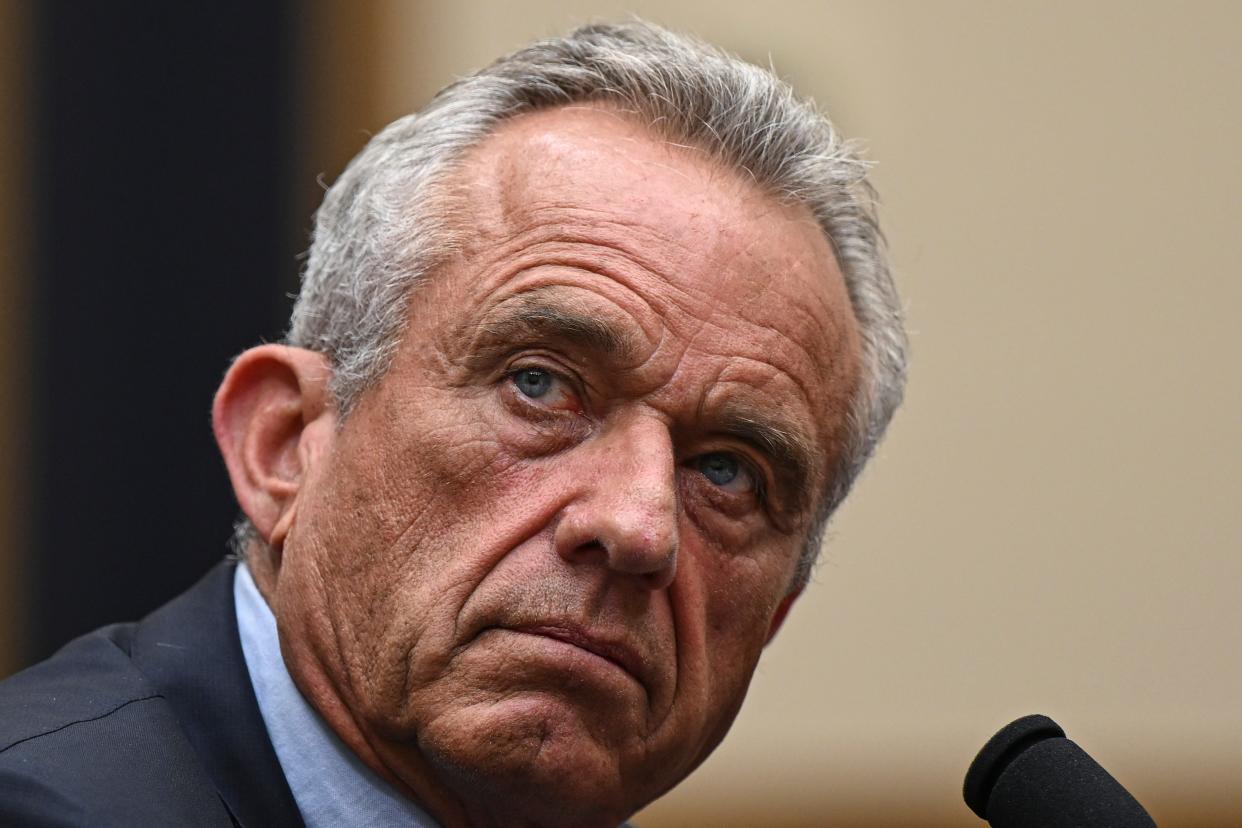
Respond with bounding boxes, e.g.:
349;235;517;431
0;561;305;827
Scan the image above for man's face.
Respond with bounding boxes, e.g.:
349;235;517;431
270;106;862;826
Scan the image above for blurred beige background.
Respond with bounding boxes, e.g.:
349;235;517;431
3;1;1238;825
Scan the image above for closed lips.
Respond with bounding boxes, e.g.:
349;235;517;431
512;624;647;688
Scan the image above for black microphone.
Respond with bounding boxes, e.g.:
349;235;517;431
963;714;1157;827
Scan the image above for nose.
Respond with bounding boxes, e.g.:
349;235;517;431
553;414;679;590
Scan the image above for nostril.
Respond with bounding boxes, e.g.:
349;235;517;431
640;552;677;591
566;537;609;565
555;511;678;589
605;537;678;589
582;538;608;554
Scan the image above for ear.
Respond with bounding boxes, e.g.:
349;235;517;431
765;588;803;645
212;345;335;554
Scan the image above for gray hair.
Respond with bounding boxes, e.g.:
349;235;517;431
266;20;906;588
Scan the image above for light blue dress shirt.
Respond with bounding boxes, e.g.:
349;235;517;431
234;562;441;828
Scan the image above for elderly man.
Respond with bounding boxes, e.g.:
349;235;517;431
0;21;905;828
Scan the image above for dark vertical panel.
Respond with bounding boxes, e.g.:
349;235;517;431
0;0;32;678
27;3;296;662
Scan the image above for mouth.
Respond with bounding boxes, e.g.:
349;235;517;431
509;624;646;689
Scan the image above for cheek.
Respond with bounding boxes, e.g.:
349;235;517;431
285;388;582;725
332;388;522;545
674;500;799;650
650;539;791;750
687;544;793;698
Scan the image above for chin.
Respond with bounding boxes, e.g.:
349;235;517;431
416;696;654;828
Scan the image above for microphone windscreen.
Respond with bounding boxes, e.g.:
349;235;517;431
964;714;1157;827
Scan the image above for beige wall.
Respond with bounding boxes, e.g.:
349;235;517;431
363;2;1242;825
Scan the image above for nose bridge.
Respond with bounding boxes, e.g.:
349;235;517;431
604;413;677;527
560;411;679;588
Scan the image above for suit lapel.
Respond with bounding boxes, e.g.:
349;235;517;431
130;560;304;828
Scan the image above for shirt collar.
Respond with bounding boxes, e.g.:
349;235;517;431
234;561;441;828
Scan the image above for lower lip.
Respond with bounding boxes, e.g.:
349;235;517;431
500;628;639;686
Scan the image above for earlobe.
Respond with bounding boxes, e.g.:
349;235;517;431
212;345;334;552
765;587;803;645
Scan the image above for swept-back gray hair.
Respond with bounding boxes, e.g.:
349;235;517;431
270;20;906;587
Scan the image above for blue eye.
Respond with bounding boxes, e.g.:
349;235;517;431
697;452;740;487
513;368;554;399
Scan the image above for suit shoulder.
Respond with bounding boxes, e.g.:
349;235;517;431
0;695;234;826
0;629;234;826
0;624;153;753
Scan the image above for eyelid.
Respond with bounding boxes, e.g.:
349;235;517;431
733;454;767;500
686;449;768;506
502;349;587;386
503;358;587;413
708;445;770;493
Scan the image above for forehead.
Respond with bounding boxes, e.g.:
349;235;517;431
429;105;862;475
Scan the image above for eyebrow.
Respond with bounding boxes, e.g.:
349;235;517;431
469;295;640;364
716;403;818;514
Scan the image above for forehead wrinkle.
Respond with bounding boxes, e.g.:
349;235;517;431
459;185;701;290
455;229;706;354
493;208;694;276
663;297;828;414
